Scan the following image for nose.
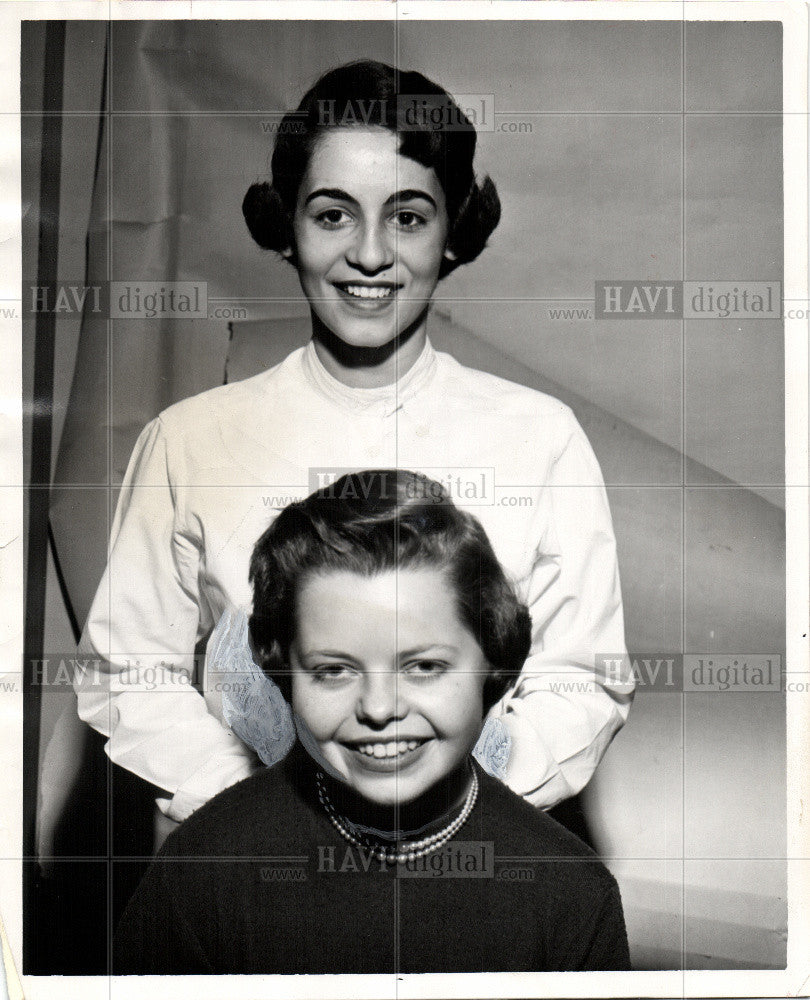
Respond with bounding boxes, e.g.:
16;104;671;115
356;669;406;728
346;221;394;275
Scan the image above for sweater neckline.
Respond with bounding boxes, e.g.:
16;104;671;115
301;337;438;412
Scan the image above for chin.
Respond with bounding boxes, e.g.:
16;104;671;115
361;787;423;808
313;304;428;353
352;775;427;807
331;326;401;351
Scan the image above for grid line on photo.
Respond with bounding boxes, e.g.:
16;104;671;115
680;16;687;980
106;17;114;993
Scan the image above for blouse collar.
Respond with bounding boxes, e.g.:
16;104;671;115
301;336;438;412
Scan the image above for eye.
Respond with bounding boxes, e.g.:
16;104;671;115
392;209;427;230
311;663;356;684
315;208;352;230
403;659;448;679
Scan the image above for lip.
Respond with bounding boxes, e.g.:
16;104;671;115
332;281;403;311
343;738;432;774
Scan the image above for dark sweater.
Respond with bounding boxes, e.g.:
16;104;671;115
114;745;630;974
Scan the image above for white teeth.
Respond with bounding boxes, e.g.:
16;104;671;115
342;285;394;299
355;740;422;757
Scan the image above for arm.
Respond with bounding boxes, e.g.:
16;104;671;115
75;416;259;822
487;411;634;807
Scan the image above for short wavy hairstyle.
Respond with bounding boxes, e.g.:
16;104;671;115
242;60;501;279
249;470;530;713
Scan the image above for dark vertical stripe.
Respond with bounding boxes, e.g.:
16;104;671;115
46;23;109;642
23;19;66;971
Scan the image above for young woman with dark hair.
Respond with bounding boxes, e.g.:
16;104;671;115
76;59;632;840
113;471;630;974
242;60;500;276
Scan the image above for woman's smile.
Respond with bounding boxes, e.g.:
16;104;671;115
343;737;433;773
347;737;428;758
332;279;403;309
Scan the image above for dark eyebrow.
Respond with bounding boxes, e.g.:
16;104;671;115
300;649;359;663
398;644;458;659
304;187;355;207
303;187;438;210
384;189;437;210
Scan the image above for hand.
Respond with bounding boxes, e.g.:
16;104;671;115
153;805;182;853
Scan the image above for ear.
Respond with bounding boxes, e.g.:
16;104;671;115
443;247;458;262
280;245;295;260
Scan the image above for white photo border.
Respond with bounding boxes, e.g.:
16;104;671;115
0;2;806;998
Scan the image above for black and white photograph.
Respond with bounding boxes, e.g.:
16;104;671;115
2;2;809;997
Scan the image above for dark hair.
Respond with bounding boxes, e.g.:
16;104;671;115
249;470;530;713
242;60;501;278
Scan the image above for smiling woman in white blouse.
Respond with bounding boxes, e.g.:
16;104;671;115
74;59;633;838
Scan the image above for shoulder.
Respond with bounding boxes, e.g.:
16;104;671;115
477;768;619;896
477;768;590;855
156;347;306;437
433;350;579;428
161;763;302;858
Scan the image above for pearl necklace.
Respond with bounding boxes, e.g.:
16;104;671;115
316;768;479;865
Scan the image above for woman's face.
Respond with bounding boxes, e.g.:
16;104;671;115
290;567;487;807
292;127;451;351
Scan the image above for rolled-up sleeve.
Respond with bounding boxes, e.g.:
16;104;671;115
75;416;258;821
492;411;634;808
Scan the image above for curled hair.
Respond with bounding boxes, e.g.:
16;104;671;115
242;60;501;277
249;470;530;712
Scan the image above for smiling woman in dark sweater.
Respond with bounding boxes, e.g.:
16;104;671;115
113;470;630;975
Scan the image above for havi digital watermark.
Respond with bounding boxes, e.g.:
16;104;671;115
595;280;781;320
596;653;782;692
